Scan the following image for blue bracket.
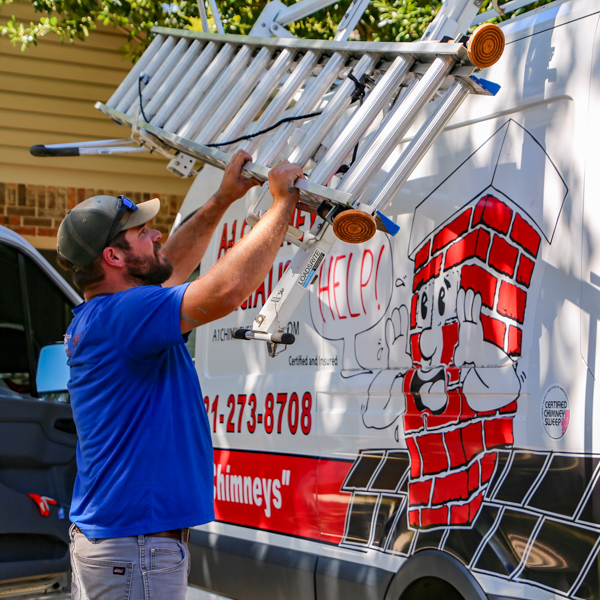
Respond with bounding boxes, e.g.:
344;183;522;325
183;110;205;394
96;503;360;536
375;210;400;236
470;75;501;96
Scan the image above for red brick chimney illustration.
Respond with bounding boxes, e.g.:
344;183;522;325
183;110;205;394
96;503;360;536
402;120;567;529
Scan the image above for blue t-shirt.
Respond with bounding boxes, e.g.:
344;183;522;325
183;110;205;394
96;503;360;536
64;284;214;538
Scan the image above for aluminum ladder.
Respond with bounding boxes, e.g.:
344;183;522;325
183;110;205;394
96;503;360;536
37;23;506;355
100;25;505;355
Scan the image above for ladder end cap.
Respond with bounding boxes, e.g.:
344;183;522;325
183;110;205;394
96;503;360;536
333;210;377;244
467;23;505;69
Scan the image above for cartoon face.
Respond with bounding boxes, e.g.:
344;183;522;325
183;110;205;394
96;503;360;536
412;268;460;370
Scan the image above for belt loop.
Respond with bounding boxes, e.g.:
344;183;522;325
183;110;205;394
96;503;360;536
182;528;190;543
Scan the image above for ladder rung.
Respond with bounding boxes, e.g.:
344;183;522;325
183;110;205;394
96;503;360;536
142;40;206;123
369;78;472;213
238;49;322;154
178;45;254;140
106;34;165;109
115;36;177;114
153;41;219;128
339;55;456;199
126;37;192;117
215;48;298;151
308;54;414;186
288;52;378;167
256;50;348;167
163;43;234;134
195;46;275;145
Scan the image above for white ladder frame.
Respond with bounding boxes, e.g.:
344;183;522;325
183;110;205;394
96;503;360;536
89;30;499;356
30;0;518;356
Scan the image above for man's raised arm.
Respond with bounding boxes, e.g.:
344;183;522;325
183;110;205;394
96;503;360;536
161;150;260;287
179;160;303;333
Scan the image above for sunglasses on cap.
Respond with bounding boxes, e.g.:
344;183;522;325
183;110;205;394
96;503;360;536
105;195;137;247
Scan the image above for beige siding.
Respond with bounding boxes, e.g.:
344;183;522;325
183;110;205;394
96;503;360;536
0;4;193;247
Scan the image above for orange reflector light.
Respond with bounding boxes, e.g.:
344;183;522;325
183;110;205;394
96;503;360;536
467;23;505;69
333;210;377;244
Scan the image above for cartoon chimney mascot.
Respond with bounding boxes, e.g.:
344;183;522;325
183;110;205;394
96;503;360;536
362;119;568;530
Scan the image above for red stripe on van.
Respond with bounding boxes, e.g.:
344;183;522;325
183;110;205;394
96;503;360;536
213;449;353;544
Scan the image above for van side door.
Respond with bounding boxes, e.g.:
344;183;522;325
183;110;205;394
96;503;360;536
0;235;78;589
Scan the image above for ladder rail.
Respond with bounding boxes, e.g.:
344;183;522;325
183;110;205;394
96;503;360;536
148;29;470;61
94;107;353;206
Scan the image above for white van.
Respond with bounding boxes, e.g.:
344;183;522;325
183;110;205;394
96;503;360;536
175;1;600;599
7;0;599;598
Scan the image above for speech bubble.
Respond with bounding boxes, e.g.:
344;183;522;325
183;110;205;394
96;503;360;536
309;233;394;373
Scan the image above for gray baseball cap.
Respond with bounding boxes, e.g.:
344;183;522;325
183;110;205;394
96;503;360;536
57;195;161;271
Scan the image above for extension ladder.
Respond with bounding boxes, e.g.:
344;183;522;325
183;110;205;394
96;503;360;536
35;22;506;355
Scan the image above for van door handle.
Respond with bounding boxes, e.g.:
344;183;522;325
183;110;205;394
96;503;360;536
54;418;76;435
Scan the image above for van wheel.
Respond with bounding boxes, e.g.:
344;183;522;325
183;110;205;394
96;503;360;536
400;576;464;600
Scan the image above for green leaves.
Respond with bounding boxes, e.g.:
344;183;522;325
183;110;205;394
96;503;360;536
0;0;555;62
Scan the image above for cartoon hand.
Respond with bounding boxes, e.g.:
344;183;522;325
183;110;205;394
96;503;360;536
384;305;412;370
362;370;406;430
385;304;412;369
455;288;521;411
455;288;507;368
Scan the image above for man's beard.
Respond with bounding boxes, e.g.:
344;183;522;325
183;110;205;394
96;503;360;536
124;242;174;286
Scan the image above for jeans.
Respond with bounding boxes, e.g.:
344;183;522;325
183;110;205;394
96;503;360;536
69;525;190;600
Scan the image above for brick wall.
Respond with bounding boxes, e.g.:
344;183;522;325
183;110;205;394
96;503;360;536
0;182;186;243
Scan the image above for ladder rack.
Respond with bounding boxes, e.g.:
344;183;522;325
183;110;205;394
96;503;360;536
35;19;505;355
94;27;502;243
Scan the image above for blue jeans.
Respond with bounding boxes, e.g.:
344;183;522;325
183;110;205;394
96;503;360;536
69;525;190;600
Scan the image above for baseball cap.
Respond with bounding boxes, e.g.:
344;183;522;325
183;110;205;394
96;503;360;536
57;195;161;271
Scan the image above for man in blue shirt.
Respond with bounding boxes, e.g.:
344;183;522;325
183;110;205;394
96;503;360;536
57;150;303;599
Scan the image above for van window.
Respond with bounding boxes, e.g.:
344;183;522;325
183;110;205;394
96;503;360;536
0;244;29;395
24;256;74;356
0;242;74;397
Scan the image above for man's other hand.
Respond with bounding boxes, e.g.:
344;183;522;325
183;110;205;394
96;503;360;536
269;160;304;210
216;150;261;204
